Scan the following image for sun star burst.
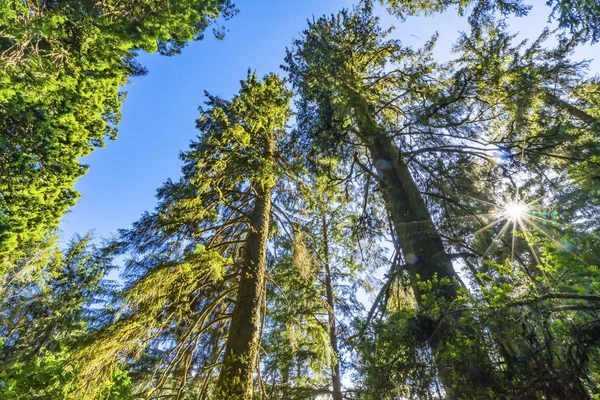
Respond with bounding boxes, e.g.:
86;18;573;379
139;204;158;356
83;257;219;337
502;202;529;222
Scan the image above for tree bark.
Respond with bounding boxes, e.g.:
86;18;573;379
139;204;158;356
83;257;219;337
216;145;274;400
545;91;598;126
350;92;496;398
322;215;343;400
360;123;457;305
365;131;461;398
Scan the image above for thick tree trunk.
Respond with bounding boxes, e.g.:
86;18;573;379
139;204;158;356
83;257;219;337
348;90;456;303
351;94;494;397
322;215;343;400
216;148;274;400
365;131;460;397
365;132;457;304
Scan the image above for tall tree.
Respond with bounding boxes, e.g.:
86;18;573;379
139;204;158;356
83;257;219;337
321;215;343;400
258;131;378;400
72;72;292;399
285;4;499;396
353;15;600;400
214;73;291;400
259;230;334;399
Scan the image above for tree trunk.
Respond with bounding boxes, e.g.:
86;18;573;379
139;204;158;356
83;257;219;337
545;91;598;126
364;130;457;304
365;131;461;397
351;93;495;397
216;148;274;400
322;215;343;400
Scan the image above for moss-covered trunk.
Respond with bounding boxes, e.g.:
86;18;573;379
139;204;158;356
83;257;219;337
351;93;495;397
365;131;461;392
365;133;457;303
348;91;457;303
216;148;273;400
322;215;343;400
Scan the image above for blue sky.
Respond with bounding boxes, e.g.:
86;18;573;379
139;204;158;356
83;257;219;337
59;0;599;244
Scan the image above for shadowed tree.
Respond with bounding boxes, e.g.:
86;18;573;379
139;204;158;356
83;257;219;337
348;11;600;400
284;4;503;397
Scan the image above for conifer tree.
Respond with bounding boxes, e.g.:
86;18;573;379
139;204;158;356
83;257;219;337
382;0;600;43
0;0;236;263
257;126;379;399
285;4;500;396
259;231;334;399
301;163;383;400
214;72;291;400
0;234;129;399
72;72;292;400
348;9;600;399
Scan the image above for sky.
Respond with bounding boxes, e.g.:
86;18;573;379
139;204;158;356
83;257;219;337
59;0;599;244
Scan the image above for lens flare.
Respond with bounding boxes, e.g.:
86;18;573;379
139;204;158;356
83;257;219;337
466;193;576;265
503;202;528;221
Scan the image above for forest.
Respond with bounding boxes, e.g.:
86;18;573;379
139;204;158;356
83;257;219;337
1;0;600;398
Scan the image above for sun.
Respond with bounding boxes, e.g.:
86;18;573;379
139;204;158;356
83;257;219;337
471;194;570;264
503;202;528;221
465;191;578;266
470;195;541;262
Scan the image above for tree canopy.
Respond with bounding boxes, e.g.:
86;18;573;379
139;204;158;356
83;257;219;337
0;0;236;263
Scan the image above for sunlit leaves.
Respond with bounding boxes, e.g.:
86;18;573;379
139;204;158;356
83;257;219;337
0;0;236;262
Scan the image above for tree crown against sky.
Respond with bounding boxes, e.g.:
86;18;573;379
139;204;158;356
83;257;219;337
382;0;600;43
0;0;236;264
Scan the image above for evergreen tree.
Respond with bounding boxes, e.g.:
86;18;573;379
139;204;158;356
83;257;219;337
259;231;333;399
351;10;600;400
213;72;291;400
0;234;130;399
0;0;236;263
285;4;500;397
72;72;292;399
255;120;381;399
382;0;600;43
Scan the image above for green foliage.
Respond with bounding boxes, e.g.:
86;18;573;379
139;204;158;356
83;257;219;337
360;242;600;398
382;0;600;43
261;240;333;398
285;3;600;398
0;0;236;263
359;277;500;399
74;244;230;398
72;72;293;398
0;234;132;399
3;1;600;399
